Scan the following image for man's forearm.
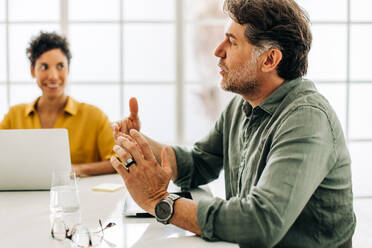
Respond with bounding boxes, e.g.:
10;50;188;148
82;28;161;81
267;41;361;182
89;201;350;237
143;134;178;181
169;198;202;235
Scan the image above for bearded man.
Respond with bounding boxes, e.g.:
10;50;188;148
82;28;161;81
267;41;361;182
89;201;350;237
111;0;355;247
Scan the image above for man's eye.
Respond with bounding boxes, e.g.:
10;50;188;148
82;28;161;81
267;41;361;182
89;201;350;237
57;63;64;70
41;64;47;70
228;39;236;46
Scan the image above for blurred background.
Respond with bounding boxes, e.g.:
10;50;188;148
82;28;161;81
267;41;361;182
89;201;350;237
0;0;372;200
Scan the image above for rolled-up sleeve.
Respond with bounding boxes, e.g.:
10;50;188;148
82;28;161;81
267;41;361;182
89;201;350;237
196;106;337;247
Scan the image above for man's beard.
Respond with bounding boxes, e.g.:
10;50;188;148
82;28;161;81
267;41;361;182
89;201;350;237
219;57;260;96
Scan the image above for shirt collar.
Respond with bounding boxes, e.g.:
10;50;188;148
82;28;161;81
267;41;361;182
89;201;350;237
242;100;252;118
64;97;78;116
24;96;78;116
240;77;315;117
258;77;311;115
24;98;38;116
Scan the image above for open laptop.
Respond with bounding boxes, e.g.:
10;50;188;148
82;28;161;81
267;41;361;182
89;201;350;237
0;129;71;191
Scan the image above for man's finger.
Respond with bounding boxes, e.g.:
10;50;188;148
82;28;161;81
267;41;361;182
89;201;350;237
128;119;133;130
113;121;129;145
112;122;119;139
129;97;139;120
111;122;119;132
120;119;129;134
130;129;156;162
122;133;144;156
113;145;134;167
110;156;128;179
118;136;144;164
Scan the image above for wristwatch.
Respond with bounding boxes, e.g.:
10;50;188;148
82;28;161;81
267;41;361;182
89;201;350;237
154;193;180;224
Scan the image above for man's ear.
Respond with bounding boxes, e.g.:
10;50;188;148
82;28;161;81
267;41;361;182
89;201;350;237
30;65;35;78
261;48;282;73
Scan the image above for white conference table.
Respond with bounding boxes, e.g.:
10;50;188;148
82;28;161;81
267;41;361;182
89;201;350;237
0;174;238;248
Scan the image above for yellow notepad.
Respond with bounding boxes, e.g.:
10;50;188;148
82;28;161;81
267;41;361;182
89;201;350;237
92;183;124;192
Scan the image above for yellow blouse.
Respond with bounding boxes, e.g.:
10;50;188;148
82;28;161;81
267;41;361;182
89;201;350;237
0;97;115;164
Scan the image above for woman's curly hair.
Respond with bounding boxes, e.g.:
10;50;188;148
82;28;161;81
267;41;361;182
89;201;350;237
26;31;72;67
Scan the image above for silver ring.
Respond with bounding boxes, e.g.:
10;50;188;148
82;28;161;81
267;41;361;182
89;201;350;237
124;158;136;168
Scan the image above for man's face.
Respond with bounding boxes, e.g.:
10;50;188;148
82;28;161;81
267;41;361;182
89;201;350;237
215;21;260;95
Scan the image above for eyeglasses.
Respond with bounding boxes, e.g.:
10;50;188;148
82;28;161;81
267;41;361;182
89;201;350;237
51;216;116;247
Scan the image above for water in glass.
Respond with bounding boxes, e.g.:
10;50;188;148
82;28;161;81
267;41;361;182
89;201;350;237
50;185;80;213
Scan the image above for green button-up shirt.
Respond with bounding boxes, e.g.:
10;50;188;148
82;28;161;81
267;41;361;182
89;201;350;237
173;78;356;247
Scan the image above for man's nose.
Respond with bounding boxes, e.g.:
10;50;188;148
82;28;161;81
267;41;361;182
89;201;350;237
214;39;227;58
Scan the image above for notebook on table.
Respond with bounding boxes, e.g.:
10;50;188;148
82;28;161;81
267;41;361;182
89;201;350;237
0;129;71;191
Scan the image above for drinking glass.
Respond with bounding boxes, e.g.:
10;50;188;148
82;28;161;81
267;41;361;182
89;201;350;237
50;171;80;214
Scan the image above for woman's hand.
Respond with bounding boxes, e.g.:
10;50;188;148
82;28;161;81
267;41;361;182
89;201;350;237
71;164;81;177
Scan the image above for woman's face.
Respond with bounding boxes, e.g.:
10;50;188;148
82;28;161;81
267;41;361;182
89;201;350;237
31;48;69;100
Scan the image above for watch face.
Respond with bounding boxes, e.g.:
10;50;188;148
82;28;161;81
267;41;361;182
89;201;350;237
155;201;171;220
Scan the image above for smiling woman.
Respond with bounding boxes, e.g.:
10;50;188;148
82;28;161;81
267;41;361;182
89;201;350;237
0;32;116;177
31;49;68;103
